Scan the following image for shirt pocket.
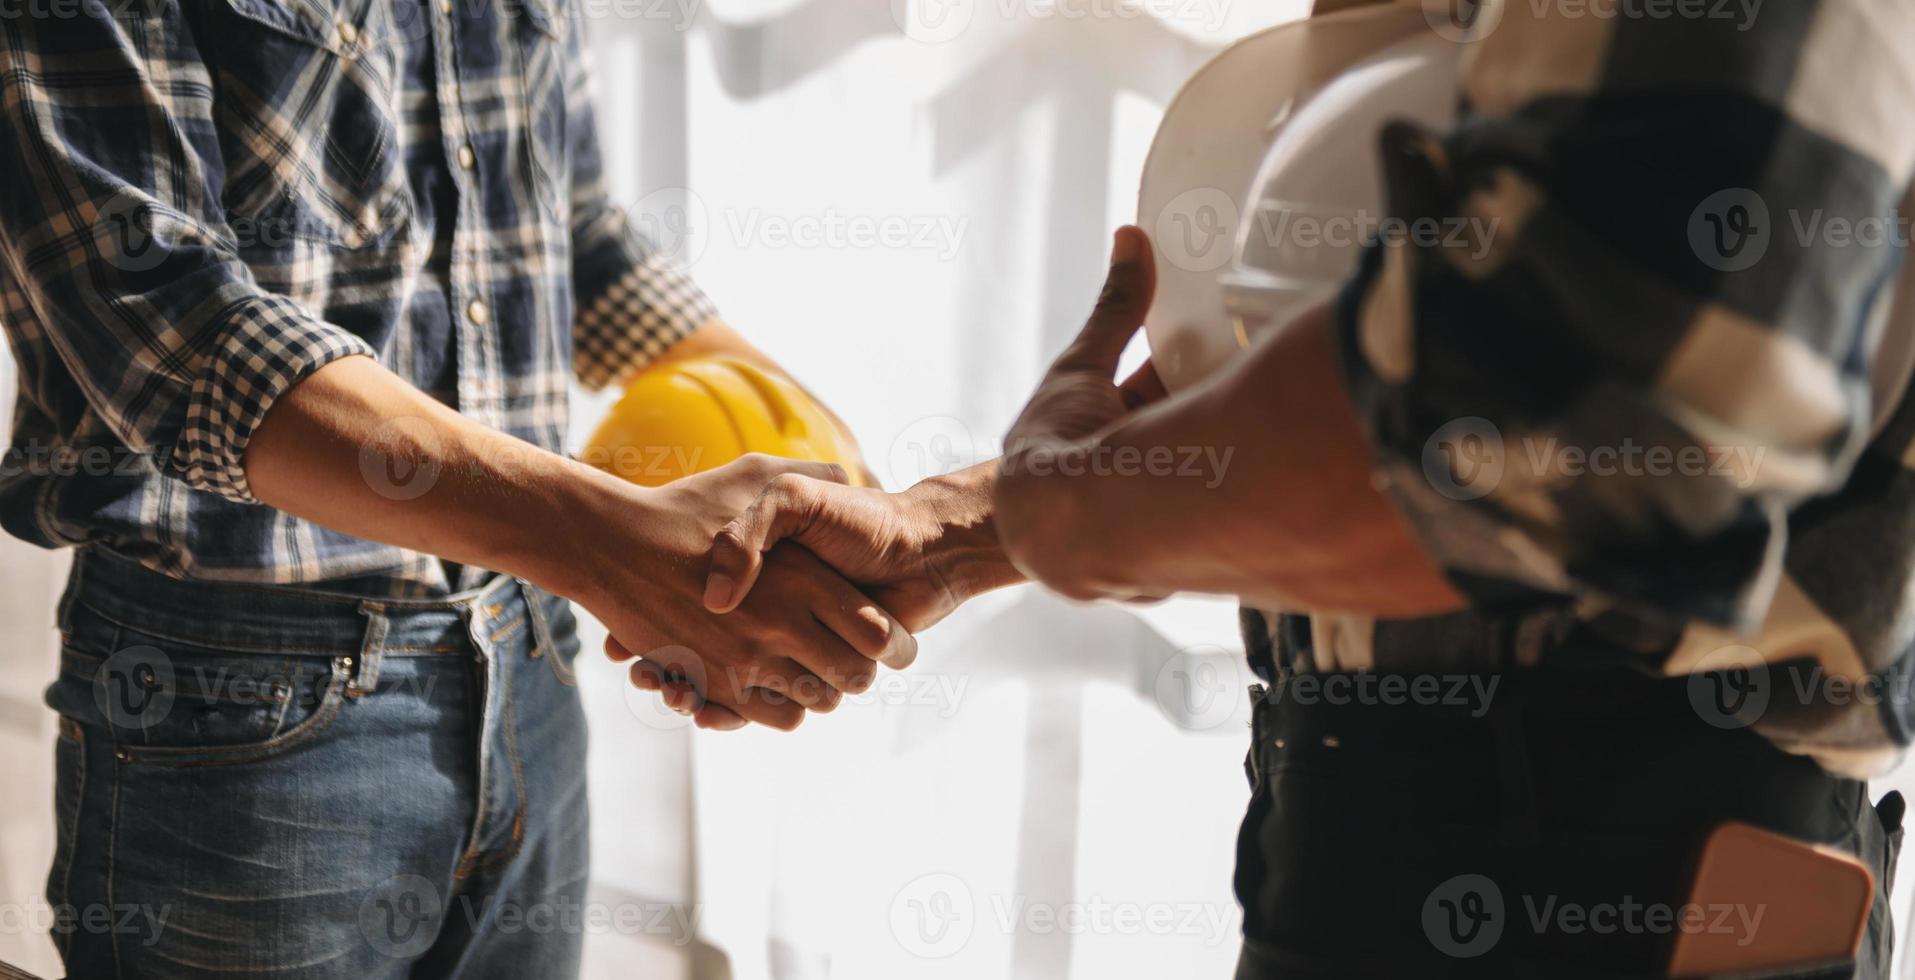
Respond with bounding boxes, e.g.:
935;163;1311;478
517;0;568;221
210;0;413;249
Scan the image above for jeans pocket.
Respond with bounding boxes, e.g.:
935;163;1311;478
89;634;352;768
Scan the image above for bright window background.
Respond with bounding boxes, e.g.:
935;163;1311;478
6;3;1913;979
566;4;1302;975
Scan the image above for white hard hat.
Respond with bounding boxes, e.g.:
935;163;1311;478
1138;2;1464;391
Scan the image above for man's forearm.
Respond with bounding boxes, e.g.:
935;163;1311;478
906;461;1024;602
244;354;626;602
996;307;1462;615
246;353;918;729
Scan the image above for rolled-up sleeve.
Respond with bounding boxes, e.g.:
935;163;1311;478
561;14;716;392
0;13;373;504
1340;1;1915;631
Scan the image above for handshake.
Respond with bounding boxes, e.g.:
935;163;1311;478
587;453;1008;732
565;227;1166;732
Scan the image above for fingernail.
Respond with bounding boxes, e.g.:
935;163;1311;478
880;628;920;670
1111;228;1142;265
704;573;734;611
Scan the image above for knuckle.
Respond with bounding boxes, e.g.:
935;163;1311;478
711;525;749;556
765;471;811;502
845;662;878;695
808;684;843;713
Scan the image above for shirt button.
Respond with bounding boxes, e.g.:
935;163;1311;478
466;300;490;326
457;143;477;170
337;21;358;46
441;0;452;13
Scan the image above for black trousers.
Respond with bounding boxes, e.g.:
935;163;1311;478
1232;668;1902;979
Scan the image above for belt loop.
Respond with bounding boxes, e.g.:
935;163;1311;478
464;599;494;663
56;549;89;633
1246;683;1273;790
351;601;390;698
521;579;553;660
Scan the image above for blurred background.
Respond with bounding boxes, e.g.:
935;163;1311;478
2;1;1911;978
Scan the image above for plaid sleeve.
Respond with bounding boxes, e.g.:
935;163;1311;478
1340;0;1915;631
176;294;374;500
561;10;716;392
0;10;373;505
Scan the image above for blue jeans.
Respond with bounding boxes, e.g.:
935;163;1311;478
44;551;592;979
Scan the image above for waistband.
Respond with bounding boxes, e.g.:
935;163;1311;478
60;549;536;660
1247;665;1857;806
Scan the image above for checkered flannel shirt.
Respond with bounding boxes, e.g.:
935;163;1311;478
0;0;712;591
1282;0;1915;776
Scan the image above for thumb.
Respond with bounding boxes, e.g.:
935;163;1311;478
703;475;826;614
1057;226;1157;374
1117;359;1168;410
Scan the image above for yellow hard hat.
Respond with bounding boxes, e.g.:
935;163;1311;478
583;354;866;488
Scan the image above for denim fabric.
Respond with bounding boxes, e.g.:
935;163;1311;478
43;550;590;979
1230;667;1900;979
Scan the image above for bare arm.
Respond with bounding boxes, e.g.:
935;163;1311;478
992;228;1461;614
246;355;914;730
995;301;1461;615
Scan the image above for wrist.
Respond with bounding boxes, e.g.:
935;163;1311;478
992;442;1105;597
494;456;652;607
906;461;1024;602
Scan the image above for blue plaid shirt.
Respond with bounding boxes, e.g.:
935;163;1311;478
0;0;713;591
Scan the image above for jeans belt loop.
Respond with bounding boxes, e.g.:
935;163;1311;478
1247;683;1272;786
351;601;390;698
521;579;553;660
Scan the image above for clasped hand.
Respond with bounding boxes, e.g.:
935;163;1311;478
614;227;1162;731
607;460;966;731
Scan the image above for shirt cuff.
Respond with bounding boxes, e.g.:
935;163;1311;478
572;230;718;392
172;293;376;504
